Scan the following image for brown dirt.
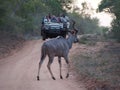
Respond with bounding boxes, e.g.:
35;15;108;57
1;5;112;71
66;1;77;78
0;39;86;90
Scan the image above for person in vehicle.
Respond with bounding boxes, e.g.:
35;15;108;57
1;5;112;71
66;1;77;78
51;15;58;23
60;14;70;29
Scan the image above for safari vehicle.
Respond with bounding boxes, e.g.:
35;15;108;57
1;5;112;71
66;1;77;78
41;16;69;40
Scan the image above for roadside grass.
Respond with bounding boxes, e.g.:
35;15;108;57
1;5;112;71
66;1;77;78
0;34;25;59
78;34;102;46
71;41;120;89
72;52;120;85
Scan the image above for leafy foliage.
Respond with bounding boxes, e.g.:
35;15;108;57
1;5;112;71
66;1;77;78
0;0;104;38
0;0;73;36
98;0;120;42
68;12;102;35
0;0;47;34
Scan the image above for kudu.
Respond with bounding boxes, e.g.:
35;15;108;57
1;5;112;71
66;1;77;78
37;21;78;80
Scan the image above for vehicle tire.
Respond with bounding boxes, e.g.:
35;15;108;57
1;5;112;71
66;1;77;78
42;34;46;40
61;30;67;38
41;29;44;36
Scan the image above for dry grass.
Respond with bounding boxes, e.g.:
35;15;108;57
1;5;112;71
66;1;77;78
0;34;25;59
71;41;120;90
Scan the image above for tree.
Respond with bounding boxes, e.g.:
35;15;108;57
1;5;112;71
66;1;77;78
98;0;120;42
42;0;73;15
0;0;49;33
68;12;101;35
0;0;72;35
68;2;101;35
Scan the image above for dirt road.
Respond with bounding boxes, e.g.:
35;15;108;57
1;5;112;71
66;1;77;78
0;40;86;90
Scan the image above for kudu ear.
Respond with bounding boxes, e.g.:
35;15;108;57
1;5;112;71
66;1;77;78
71;29;78;35
71;30;75;34
67;30;74;34
74;29;78;34
67;30;78;35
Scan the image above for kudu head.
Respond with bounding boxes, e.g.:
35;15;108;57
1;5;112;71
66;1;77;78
67;19;79;43
68;29;79;43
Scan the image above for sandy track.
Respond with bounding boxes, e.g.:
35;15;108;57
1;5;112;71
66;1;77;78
0;40;86;90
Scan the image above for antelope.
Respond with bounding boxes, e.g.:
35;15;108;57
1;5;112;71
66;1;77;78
37;21;78;80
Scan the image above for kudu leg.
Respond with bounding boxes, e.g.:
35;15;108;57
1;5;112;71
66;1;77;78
37;59;44;80
47;57;56;80
58;57;63;79
64;57;70;78
37;54;46;81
